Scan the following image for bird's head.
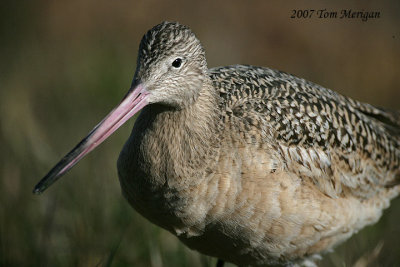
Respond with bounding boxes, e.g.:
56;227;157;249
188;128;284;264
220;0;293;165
135;21;207;108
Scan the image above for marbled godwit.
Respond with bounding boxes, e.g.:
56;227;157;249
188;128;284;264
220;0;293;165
34;22;400;266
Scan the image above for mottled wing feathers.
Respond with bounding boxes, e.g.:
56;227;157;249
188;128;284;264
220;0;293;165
210;65;400;199
358;105;400;136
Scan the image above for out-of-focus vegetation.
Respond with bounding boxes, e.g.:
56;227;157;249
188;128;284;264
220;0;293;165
1;1;399;266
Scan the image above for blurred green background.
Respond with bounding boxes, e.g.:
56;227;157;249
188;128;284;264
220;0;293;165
1;1;399;266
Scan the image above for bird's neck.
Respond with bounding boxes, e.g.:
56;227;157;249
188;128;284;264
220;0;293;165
119;80;221;189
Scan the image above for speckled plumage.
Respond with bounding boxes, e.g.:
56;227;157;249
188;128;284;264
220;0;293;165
212;65;400;199
35;21;400;267
117;22;400;266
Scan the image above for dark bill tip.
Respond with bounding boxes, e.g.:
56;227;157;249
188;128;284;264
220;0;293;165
33;84;149;195
33;136;91;194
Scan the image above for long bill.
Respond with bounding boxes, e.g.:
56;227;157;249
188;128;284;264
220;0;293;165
33;84;150;194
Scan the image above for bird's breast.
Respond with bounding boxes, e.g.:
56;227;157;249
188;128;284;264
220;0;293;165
116;106;220;236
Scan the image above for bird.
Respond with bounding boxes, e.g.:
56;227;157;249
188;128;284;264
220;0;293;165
33;21;400;266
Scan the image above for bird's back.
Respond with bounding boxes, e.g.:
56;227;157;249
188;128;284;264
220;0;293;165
211;65;400;199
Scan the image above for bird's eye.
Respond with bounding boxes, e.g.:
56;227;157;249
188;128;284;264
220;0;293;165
172;58;182;68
